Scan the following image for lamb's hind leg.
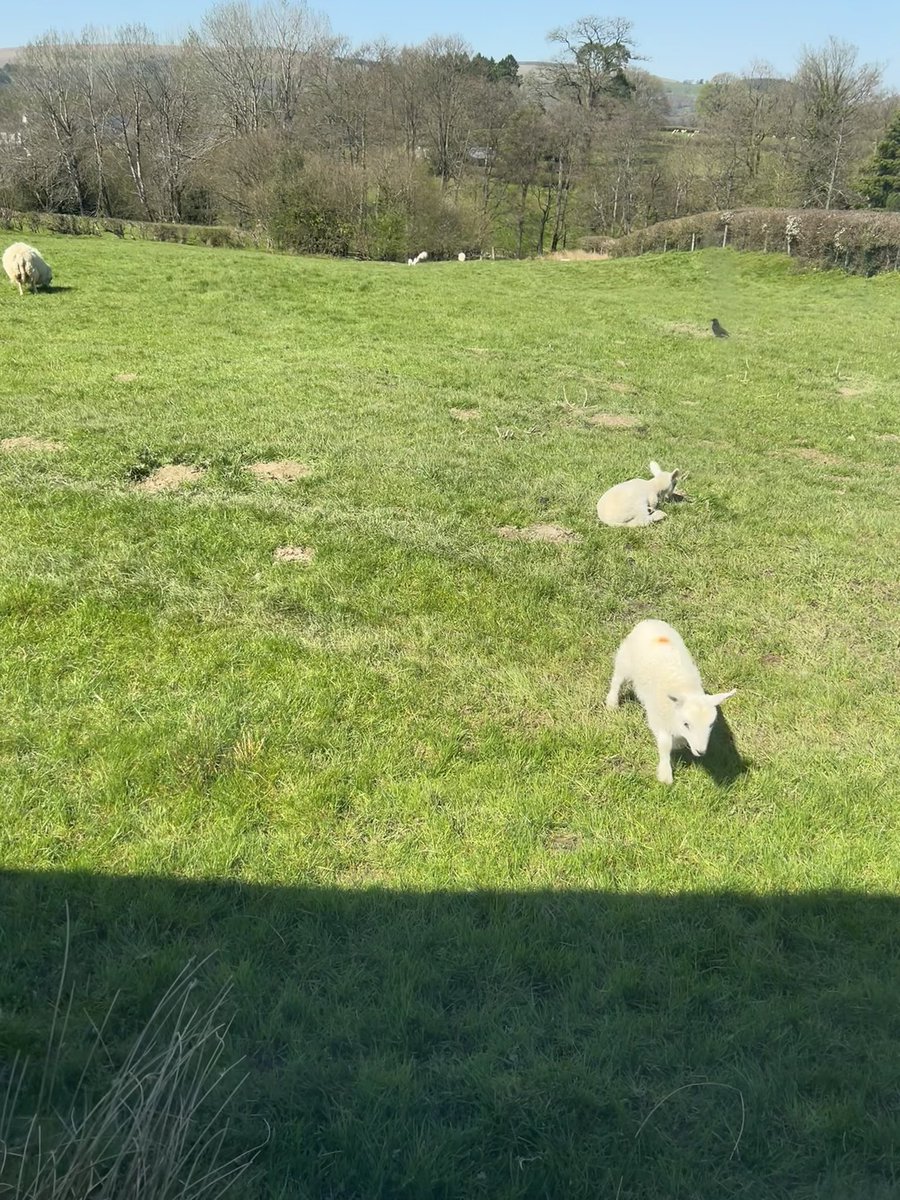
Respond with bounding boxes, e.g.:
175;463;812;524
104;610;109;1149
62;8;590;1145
606;656;627;709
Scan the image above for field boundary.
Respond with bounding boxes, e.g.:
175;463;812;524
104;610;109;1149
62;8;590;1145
584;207;900;274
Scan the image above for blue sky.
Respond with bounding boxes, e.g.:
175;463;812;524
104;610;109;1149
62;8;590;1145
4;0;900;87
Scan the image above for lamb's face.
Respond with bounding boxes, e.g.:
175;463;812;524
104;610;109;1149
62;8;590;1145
673;696;719;757
655;468;679;501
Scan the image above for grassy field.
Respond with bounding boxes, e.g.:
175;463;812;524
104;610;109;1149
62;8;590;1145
1;236;899;1198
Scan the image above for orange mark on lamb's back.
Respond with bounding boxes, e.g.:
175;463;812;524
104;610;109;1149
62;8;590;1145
656;636;670;644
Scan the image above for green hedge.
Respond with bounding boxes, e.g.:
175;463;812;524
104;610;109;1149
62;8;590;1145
0;208;261;250
585;208;900;275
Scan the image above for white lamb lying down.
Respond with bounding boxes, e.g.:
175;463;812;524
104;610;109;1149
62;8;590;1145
2;242;53;295
606;619;736;784
596;460;679;527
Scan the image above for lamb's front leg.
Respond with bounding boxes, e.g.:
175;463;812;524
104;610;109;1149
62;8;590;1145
654;730;674;784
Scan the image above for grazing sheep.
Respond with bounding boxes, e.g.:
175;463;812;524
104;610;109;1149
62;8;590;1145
606;619;736;784
458;252;466;262
407;257;415;266
597;460;679;527
415;251;428;264
3;242;53;295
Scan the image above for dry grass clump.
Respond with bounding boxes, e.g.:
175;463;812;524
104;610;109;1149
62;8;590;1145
1;941;258;1200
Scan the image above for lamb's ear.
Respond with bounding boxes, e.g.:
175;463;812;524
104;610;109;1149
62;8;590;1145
649;460;663;476
670;468;680;483
709;689;737;706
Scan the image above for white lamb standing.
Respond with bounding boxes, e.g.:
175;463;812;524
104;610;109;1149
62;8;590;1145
458;252;466;262
597;460;679;527
407;257;415;266
606;619;736;784
2;242;53;295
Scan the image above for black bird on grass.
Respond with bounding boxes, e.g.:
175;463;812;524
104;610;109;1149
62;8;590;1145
711;318;729;338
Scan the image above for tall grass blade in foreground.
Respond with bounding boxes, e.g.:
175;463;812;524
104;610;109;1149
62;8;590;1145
0;945;258;1200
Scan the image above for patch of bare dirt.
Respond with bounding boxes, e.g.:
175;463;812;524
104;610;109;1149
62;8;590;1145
875;432;900;443
497;523;580;544
273;545;315;564
1;436;64;452
761;653;785;667
134;464;206;493
245;460;311;482
606;381;637;395
115;373;138;382
450;408;480;421
587;412;642;429
772;447;843;466
547;830;580;851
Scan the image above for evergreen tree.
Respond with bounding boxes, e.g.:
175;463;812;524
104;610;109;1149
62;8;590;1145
861;110;900;210
492;55;519;85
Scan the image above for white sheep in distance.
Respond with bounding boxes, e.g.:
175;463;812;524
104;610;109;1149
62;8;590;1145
3;242;53;295
458;252;466;262
407;257;415;266
415;250;428;264
597;460;679;527
606;619;736;784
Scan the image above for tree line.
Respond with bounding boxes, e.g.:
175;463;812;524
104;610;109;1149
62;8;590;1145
0;5;897;258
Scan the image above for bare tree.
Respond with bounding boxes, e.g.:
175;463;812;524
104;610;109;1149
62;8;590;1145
544;16;636;110
418;37;477;187
189;2;270;134
139;42;211;221
96;27;157;218
18;34;91;213
383;46;426;164
313;40;376;166
467;74;517;222
584;74;668;233
498;104;551;257
262;0;330;129
74;32;113;214
794;38;882;208
695;65;792;207
189;0;327;135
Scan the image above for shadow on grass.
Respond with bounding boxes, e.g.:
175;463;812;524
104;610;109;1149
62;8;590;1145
1;870;897;1200
616;699;748;786
672;711;748;784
